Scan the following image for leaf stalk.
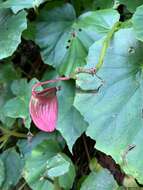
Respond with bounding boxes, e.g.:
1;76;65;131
95;21;121;72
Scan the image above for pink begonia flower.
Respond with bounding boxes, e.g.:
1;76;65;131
29;77;70;132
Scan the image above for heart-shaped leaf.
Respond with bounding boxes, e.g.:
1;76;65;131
0;10;27;59
74;28;143;183
35;3;119;75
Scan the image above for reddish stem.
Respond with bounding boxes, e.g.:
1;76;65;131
32;77;70;95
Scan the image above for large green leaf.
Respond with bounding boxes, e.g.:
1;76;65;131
0;0;45;13
74;28;143;183
3;78;38;129
132;4;143;42
80;169;119;190
0;148;24;190
35;3;119;75
23;140;61;190
0;9;27;60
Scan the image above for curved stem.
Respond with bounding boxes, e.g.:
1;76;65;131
95;21;121;72
32;77;70;92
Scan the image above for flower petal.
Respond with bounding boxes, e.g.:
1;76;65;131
29;87;58;132
29;77;70;132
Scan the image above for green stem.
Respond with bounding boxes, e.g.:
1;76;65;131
0;126;27;139
0;135;8;143
34;6;39;16
10;131;27;138
95;21;121;72
54;177;62;190
0;139;8;149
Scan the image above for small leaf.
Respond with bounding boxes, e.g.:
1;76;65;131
76;73;103;91
46;153;70;177
80;169;119;190
58;153;76;189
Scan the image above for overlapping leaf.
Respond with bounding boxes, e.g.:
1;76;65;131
94;0;114;9
119;0;143;12
17;131;65;156
4;78;39;129
46;153;75;189
74;28;143;183
42;70;88;151
35;3;119;75
0;64;20;127
0;9;27;60
132;4;143;42
0;0;45;13
0;148;24;190
80;169;119;190
24;140;60;190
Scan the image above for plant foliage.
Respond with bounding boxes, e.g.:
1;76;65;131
0;0;143;189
